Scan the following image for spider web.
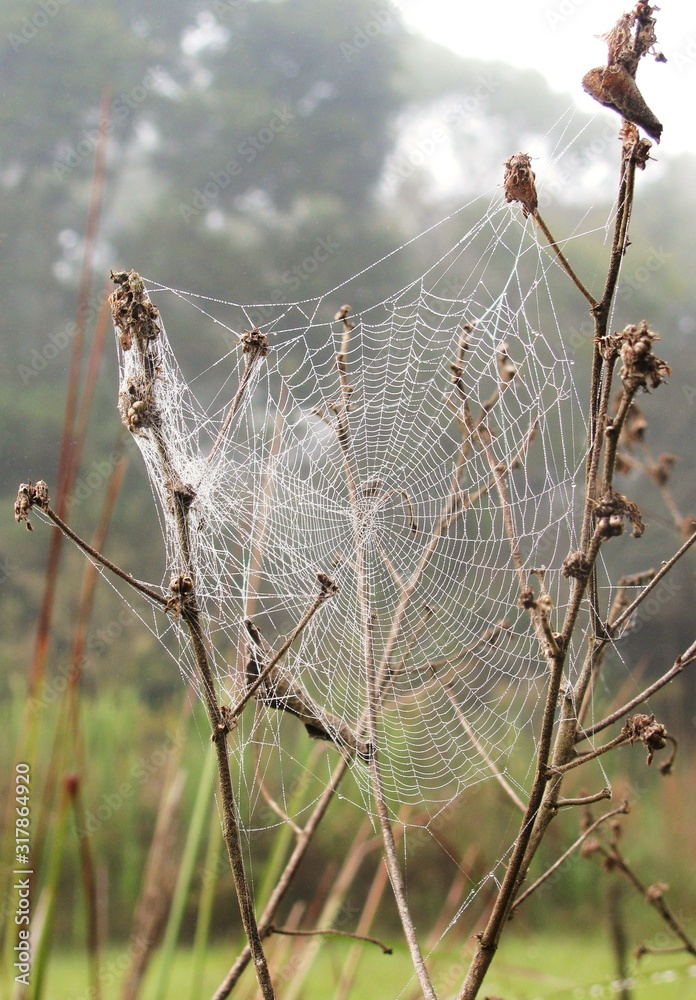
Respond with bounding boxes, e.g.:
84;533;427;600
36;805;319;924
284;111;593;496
112;180;598;830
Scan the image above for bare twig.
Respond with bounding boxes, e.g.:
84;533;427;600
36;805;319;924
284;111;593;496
267;924;392;954
39;501;167;608
606;529;696;638
577;642;695;743
595;842;696;958
510;803;629;914
532;209;598;309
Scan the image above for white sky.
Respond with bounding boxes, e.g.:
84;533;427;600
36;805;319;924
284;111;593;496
401;0;696;156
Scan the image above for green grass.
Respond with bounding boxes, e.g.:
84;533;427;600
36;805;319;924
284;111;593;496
40;933;696;999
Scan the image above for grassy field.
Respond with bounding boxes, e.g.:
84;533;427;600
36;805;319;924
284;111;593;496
41;933;696;999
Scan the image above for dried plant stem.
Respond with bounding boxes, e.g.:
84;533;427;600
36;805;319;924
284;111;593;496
336;827;402;1000
577;639;696;743
461;131;673;1000
110;272;275;998
180;605;275;999
267;925;391;953
532;210;598;309
203;331;268;476
597;843;696;957
230;587;332;719
510;803;629;914
549;729;631;774
606;529;696;639
457;651;566;999
43;506;167;607
332;314;436;998
213;757;350;998
441;679;525;813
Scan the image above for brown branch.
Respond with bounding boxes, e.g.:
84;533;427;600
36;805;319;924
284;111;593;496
606;529;696;638
532;209;598;309
213;757;350;998
510;803;629;914
267;924;392;954
42;504;167;608
230;581;337;720
109;271;275;999
598;843;696;957
548;729;631;775
555;787;612;808
576;642;694;743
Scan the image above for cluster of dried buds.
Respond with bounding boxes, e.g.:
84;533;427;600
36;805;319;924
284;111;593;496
109;269;161;352
165;573;195;614
618;321;670;391
14;480;50;531
622;712;667;765
602;321;670;393
595;488;645;539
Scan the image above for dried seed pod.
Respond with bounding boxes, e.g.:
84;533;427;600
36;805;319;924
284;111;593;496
582;65;662;143
503;153;538;218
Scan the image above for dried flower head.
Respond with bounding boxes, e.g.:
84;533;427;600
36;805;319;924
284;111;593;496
623;712;667;765
617;321;670;391
582;65;662;143
14;480;50;531
503;153;538;218
240;327;269;357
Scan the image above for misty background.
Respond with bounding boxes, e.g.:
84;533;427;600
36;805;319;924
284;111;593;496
1;0;694;954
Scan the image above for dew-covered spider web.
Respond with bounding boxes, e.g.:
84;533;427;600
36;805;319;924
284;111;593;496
110;172;604;835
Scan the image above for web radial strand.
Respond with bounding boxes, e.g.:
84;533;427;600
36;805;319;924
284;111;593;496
118;195;586;820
